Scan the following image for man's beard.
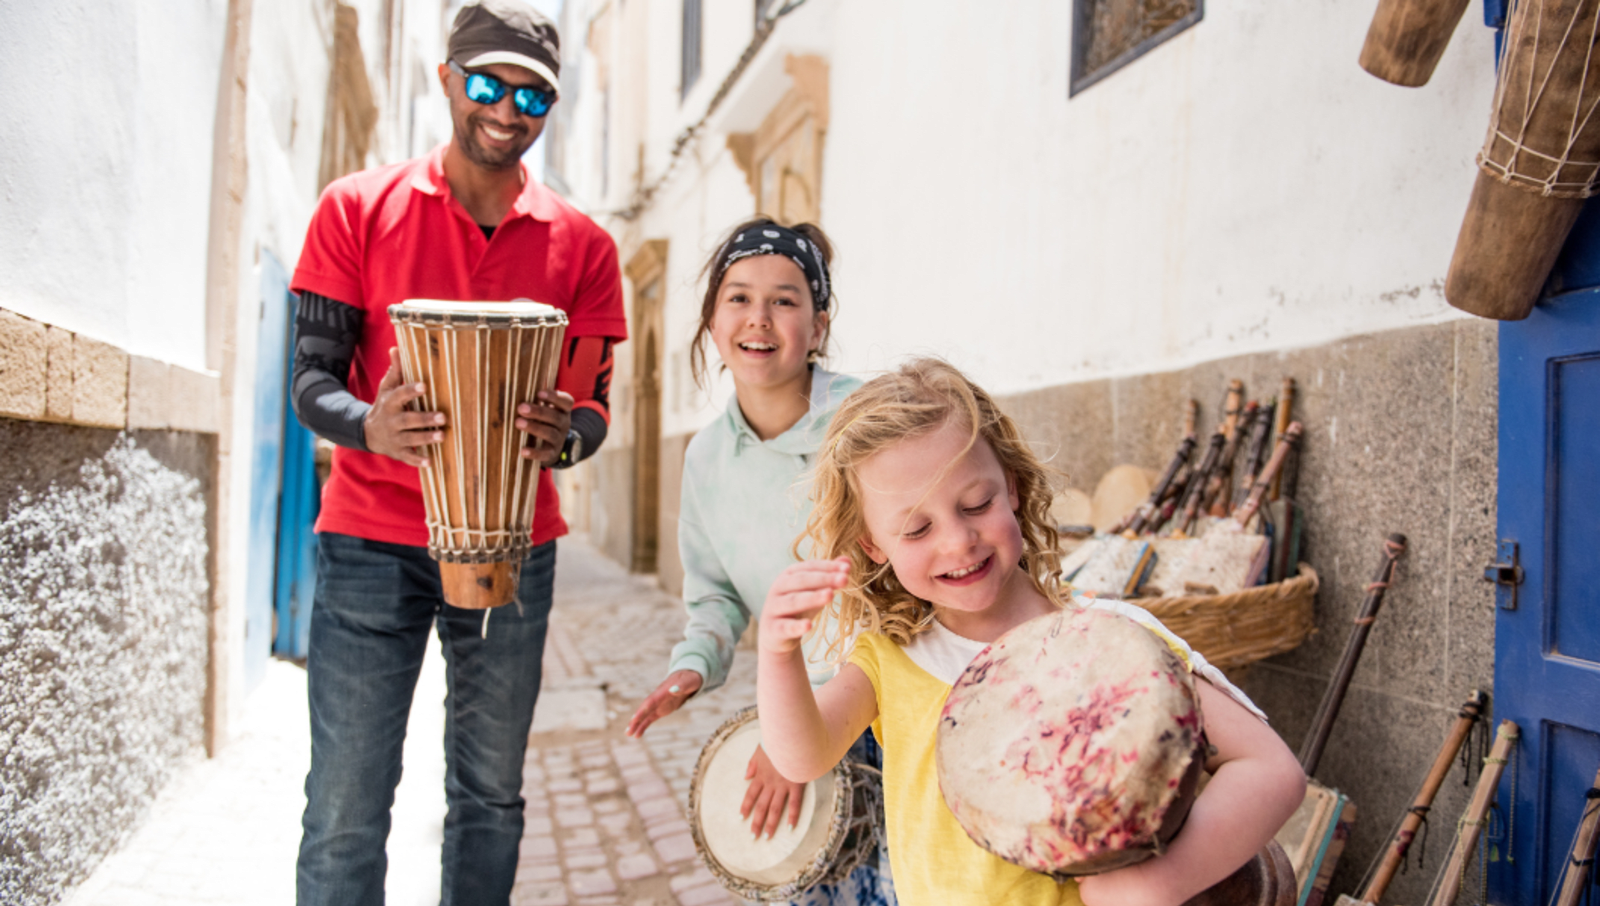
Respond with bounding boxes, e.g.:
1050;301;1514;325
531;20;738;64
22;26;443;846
456;112;531;171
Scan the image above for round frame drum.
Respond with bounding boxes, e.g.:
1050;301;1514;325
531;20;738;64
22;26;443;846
689;706;882;901
388;300;567;609
937;607;1206;878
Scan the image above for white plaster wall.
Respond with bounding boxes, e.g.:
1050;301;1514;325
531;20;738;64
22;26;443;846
0;0;226;371
559;0;1500;428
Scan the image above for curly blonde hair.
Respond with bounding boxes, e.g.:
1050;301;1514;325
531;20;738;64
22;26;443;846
804;358;1065;661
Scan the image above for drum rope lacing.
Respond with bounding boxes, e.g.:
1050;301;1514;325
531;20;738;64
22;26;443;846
1481;0;1600;198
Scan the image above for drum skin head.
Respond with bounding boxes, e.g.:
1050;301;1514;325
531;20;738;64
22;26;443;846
389;299;566;325
936;607;1204;877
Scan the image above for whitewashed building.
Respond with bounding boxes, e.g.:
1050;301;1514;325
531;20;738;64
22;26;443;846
0;1;453;901
550;1;1504;900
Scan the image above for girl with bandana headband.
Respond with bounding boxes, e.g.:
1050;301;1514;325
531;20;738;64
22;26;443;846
626;218;895;906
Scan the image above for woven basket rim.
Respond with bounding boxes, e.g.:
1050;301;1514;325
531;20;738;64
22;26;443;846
1129;563;1320;670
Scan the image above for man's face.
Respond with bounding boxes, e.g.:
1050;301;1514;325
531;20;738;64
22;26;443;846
441;61;551;171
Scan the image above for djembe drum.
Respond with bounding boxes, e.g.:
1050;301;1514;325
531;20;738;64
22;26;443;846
937;607;1296;906
388;300;567;609
688;706;884;901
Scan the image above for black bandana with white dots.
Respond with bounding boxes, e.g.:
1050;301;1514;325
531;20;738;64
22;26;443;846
718;225;831;311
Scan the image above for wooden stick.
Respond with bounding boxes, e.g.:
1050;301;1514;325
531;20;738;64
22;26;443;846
1175;429;1227;537
1298;532;1407;775
1183;398;1199;440
1234;423;1303;530
1555;760;1600;906
1359;690;1490;904
1427;720;1519;906
1231;401;1275;513
1119;435;1196;535
1205;398;1256;516
1270;378;1295;501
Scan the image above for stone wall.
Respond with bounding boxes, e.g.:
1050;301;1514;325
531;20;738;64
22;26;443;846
1002;318;1498;904
0;421;214;906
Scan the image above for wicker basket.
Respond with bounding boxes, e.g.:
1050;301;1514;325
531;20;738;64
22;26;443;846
1134;564;1319;671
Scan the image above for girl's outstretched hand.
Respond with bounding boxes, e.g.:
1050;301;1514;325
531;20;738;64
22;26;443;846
625;670;703;738
741;744;806;838
758;558;851;655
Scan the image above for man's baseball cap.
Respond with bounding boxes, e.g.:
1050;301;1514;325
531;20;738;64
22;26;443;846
448;0;561;92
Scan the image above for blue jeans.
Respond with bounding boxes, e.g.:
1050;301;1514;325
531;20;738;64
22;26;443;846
296;534;556;906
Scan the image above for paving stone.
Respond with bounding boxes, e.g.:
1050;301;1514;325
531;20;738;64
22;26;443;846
634;797;680;821
652;832;698;864
626;779;671;802
593;797;624;813
555;792;589;808
522;835;559;859
644;818;691;841
564;851;608;870
555;808;596;827
562;828;601;848
587;778;621;795
516;862;564;883
598;813;634;836
615;852;659;880
548;779;584;794
568;868;618;896
674;884;733;906
525;815;554;835
668;868;717;892
511;880;570;906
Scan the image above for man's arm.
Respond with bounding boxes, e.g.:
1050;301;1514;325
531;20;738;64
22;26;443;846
291;291;370;450
549;335;616;468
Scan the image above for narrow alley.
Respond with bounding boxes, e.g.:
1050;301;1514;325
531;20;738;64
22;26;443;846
66;537;745;906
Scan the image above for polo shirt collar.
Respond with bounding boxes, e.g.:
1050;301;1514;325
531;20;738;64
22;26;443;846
408;143;560;223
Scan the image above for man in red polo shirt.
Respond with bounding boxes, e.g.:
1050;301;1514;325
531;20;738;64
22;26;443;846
287;3;624;903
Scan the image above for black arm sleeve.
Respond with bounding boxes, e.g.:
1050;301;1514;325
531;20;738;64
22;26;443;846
291;291;371;451
567;407;608;465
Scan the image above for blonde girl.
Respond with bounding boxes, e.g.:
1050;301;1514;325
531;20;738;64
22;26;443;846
757;358;1305;906
624;219;894;905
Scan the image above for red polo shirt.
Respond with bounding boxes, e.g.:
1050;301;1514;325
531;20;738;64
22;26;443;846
291;145;626;548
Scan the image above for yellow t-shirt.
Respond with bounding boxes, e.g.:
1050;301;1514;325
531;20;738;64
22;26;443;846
848;632;1086;906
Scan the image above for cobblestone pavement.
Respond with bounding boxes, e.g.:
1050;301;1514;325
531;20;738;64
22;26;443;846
64;536;751;906
512;537;755;906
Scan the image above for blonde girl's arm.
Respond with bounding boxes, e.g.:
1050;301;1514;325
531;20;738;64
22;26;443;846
1077;679;1306;906
756;559;879;783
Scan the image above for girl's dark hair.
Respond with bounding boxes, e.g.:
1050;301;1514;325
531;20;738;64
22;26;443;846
689;217;837;391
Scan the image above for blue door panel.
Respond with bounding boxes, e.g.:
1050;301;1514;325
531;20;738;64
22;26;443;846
1550;354;1600;662
1535;725;1600;899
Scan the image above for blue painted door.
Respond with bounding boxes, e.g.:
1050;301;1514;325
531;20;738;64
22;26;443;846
244;253;292;689
1476;4;1600;903
273;283;319;662
1490;287;1600;905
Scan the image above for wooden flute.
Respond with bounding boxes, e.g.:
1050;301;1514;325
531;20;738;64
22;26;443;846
1234;423;1304;530
1118;435;1197;536
1298;533;1408;775
1426;720;1520;906
1205;398;1257;517
1232;401;1276;513
1354;690;1490;905
1554;760;1600;906
1175;429;1227;536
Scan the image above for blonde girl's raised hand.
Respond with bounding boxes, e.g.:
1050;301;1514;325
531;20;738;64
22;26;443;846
757;557;851;655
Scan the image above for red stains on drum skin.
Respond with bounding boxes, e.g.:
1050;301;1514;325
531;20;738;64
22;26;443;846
936;608;1205;877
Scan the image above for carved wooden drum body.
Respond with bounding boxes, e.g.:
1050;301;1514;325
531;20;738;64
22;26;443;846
936;607;1206;877
388;300;567;609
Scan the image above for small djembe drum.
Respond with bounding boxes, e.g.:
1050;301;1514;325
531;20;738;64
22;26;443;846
937;607;1296;905
688;706;884;901
388;300;567;609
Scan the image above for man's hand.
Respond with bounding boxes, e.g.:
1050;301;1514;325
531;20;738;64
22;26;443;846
742;744;806;838
364;348;445;467
517;389;574;467
626;670;703;738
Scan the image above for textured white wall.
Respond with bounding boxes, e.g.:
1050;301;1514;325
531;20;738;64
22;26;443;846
0;0;227;371
560;0;1500;428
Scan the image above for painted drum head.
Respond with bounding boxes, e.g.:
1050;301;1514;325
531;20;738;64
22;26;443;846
936;607;1205;877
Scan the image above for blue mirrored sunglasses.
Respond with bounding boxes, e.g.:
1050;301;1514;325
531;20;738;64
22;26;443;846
448;60;555;118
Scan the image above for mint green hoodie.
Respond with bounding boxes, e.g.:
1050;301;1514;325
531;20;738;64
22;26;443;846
667;368;862;693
